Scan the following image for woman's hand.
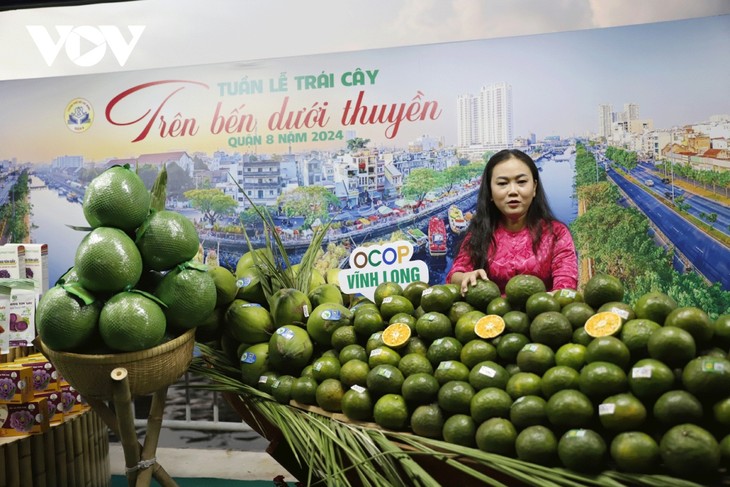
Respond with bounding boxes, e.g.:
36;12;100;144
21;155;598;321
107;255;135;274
458;269;488;295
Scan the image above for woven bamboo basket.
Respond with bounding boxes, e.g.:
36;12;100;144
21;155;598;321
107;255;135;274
35;328;195;401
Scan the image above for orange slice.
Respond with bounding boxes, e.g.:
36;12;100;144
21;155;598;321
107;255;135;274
474;315;506;339
584;311;623;337
382;323;412;349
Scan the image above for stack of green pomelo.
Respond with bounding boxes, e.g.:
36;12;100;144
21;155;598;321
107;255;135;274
36;164;216;354
203;261;730;482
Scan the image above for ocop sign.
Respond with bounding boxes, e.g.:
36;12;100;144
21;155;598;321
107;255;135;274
338;240;429;302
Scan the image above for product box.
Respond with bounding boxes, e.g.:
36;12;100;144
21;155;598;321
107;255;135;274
34;390;64;424
0;286;9;354
60;383;87;415
0;398;49;436
0;245;26;280
0;365;33;404
5;244;48;296
14;357;61;392
7;286;36;347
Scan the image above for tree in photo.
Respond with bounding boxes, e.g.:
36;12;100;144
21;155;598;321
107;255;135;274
277;186;340;227
402;168;443;209
184;188;238;227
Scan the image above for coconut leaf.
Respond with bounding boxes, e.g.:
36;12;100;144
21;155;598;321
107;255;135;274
150;164;168;212
226;171;330;298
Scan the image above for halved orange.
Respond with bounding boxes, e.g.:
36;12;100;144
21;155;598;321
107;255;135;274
584;311;623;338
382;322;412;349
474;315;506;339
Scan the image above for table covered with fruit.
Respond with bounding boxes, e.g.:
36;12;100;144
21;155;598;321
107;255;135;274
191;240;730;487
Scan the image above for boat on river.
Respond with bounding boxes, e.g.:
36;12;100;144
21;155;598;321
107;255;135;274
405;227;428;251
66;192;79;202
448;205;467;234
428;217;447;257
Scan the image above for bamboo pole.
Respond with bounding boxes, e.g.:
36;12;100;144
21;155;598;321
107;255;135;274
63;422;75;487
72;417;85;486
110;368;139;487
18;438;31;487
6;442;19;487
54;422;67;487
135;386;168;487
84;398;174;486
43;428;57;487
87;413;98;487
80;414;92;486
31;434;47;487
0;443;7;487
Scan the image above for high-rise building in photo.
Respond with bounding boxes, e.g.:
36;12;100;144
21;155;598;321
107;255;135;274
457;82;513;150
624;103;640;121
598;104;613;138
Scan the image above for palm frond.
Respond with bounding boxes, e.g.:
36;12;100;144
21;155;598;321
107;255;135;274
226;171;330;300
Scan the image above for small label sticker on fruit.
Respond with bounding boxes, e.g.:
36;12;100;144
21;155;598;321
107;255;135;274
314;362;323;371
382;297;393;304
523;344;539;353
631;366;652;379
370;332;382;341
258;375;268;384
303;305;309;317
276;327;295;340
370;349;383;357
237;278;251;288
271;380;281;389
438;361;453;371
240;352;257;364
609;308;630;319
433;338;443;345
240;303;262;308
568;429;586;438
378;368;392;378
422;288;433;296
479;366;496;378
563;290;576;298
351;385;366;393
428;314;435;321
598;403;616;415
326;309;341;320
703;361;725;373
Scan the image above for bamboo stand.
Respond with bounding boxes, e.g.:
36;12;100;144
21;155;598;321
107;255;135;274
84;368;177;487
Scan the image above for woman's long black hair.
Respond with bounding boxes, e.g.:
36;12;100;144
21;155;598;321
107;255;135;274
460;149;557;271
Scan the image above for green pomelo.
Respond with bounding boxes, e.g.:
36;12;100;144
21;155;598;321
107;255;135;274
154;267;217;329
306;303;353;347
234;265;267;305
225;299;275;343
308;284;344;308
268;325;313;375
235;248;275;274
239;343;270;387
195;306;224;343
290;264;326;292
98;292;166;352
208;266;239;308
82;165;150;233
36;285;102;352
75;227;143;294
135;210;199;271
269;288;312;328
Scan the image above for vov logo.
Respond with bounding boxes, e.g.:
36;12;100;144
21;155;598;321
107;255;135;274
26;25;145;67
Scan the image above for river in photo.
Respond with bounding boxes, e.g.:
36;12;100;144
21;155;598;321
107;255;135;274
29;176;89;285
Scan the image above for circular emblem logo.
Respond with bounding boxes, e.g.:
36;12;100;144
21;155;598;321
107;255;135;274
64;98;93;133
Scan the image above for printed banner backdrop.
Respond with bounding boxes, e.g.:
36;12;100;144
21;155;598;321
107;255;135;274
0;15;728;304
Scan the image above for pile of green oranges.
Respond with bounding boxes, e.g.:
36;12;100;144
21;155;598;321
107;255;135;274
212;266;730;480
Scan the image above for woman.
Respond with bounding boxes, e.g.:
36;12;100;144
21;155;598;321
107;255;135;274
447;149;578;294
